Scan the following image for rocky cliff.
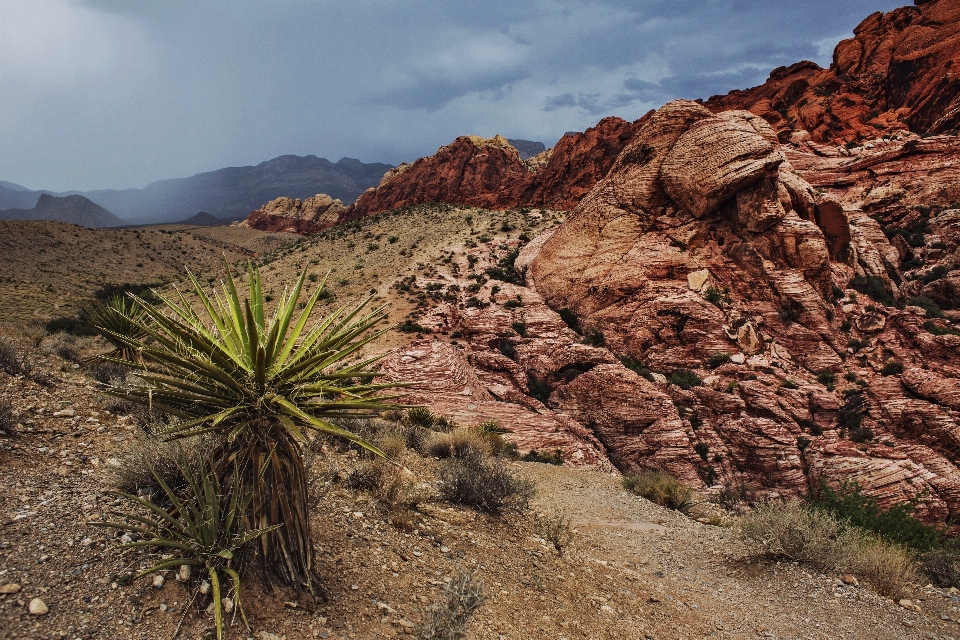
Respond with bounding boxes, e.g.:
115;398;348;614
703;0;960;145
380;99;960;527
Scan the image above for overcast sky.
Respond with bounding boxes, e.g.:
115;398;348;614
0;0;906;191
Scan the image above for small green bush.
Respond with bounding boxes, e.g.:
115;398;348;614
511;321;528;337
849;276;896;307
584;327;605;347
880;361;904;376
503;298;523;309
921;265;948;285
397;320;432;334
668;369;702;390
703;285;730;307
707;352;731;369
924;321;960;336
816;369;836;387
618;356;655;382
522;449;564;465
781;379;799;390
622;470;694;513
694;442;710;462
810;480;942;552
909;296;945;318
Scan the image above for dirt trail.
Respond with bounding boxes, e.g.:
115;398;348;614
523;463;958;640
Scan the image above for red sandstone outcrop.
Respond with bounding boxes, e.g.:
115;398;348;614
345;118;639;220
703;0;960;145
238;194;345;234
376;97;960;526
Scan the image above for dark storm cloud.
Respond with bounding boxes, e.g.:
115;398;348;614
0;0;906;191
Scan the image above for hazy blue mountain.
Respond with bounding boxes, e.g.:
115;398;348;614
0;155;393;225
0;193;123;228
507;139;547;160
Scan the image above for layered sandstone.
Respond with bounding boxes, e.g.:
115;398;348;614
379;98;960;528
703;0;960;145
238;194;345;234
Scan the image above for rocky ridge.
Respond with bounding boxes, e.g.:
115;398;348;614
703;0;960;146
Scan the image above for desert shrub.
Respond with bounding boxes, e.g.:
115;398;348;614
739;500;843;564
110;434;194;496
484;248;523;284
707;352;731;369
810;480;942;552
921;265;948;285
909;296;945;318
0;397;14;436
849;276;896;307
618;356;655;382
426;429;493;460
622;470;694;514
397;320;432;334
694;442;710;462
778;300;802;324
417;569;484;640
780;379;799;390
498;337;517;360
43;316;96;336
511;321;527;337
503;298;523;309
522;449;564;465
0;339;35;377
711;480;755;512
85;359;129;384
839;530;917;598
703;285;730;307
668;368;701;390
924;321;960;336
535;509;574;554
847;338;869;353
816;369;836;388
848;425;874;443
921;549;960;588
584;327;605;347
831;285;845;300
437;451;534;515
880;361;904;376
557;308;581;333
527;375;552;404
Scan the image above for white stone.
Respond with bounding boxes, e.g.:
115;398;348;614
687;269;711;292
28;598;48;615
729;353;746;365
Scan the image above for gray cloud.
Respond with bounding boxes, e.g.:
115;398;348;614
0;0;906;191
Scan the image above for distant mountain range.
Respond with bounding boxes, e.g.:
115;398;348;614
0;193;123;228
0;155;395;226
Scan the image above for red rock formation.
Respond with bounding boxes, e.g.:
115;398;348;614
346;120;639;220
237;194;345;234
703;0;960;145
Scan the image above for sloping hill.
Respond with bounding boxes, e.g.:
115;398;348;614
0;194;122;228
0;155;393;225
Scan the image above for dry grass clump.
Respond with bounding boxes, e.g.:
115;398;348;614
739;500;917;597
622;470;695;514
109;432;195;495
535;508;574;554
425;427;507;459
418;568;484;640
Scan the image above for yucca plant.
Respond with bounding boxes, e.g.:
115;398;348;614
81;294;148;362
91;262;408;591
93;453;275;639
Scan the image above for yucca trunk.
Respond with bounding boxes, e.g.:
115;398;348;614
229;425;314;592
